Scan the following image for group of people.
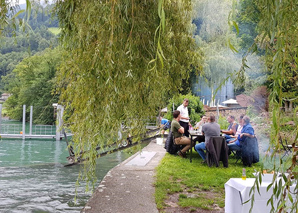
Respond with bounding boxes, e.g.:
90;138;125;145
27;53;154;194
168;98;255;163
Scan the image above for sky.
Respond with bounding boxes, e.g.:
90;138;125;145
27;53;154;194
12;0;53;5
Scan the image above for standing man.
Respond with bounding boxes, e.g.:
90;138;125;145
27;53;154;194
177;98;192;137
194;115;220;163
171;110;192;158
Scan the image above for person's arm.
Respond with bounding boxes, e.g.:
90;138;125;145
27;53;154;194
228;138;237;143
221;129;233;135
178;127;184;134
180;115;189;120
240;132;254;138
239;127;255;139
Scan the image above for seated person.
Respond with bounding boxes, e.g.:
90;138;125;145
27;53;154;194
226;115;244;143
194;115;207;133
159;116;170;134
171;110;191;158
221;115;238;141
194;115;221;163
228;116;255;151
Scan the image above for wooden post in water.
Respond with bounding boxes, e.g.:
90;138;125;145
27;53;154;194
29;106;33;135
22;105;26;139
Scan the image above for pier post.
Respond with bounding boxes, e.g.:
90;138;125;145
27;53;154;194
0;104;2;134
22;105;26;139
56;105;64;141
29;106;33;135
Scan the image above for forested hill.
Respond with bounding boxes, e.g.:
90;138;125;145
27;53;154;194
0;3;59;84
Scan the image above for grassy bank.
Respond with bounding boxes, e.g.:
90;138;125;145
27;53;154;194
155;151;261;212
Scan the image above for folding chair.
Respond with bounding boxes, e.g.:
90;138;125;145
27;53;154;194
280;137;292;159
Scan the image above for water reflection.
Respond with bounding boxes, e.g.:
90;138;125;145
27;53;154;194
0;138;133;212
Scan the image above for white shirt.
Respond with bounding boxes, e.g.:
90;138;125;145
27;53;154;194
177;104;189;123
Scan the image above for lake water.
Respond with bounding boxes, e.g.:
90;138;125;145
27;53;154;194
0;138;133;212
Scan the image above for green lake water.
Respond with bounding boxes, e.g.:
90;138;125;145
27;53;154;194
0;138;134;212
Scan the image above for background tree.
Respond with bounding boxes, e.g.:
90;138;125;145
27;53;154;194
192;0;242;101
3;48;61;124
233;0;298;211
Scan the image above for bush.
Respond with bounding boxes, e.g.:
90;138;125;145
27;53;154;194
217;115;229;130
164;94;204;126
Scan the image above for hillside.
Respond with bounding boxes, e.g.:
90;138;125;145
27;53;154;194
0;3;59;91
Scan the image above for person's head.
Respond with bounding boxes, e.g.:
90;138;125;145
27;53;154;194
243;116;250;125
227;115;235;123
202;115;207;123
209;115;215;122
183;98;189;107
173;110;181;120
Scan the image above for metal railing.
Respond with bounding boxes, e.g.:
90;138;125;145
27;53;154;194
33;125;56;135
0;124;56;135
1;124;23;134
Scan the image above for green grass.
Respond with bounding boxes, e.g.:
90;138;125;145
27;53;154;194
48;27;61;35
155;151;261;211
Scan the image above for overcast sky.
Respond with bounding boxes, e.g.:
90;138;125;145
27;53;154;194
13;0;52;5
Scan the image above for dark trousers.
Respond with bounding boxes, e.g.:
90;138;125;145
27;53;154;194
179;121;189;137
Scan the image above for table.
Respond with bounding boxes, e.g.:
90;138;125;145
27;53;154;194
225;177;296;213
188;130;205;163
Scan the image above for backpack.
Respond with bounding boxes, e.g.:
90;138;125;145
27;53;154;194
165;131;180;154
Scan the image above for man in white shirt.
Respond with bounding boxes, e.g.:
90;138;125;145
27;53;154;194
177;98;192;137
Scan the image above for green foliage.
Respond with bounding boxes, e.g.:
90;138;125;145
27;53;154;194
0;1;59;82
217;115;229;130
192;0;242;98
164;94;204;125
237;0;298;211
54;0;201;185
2;48;61;124
236;0;260;52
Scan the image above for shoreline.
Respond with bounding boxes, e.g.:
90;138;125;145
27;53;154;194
82;138;166;213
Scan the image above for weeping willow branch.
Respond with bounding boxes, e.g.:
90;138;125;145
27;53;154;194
54;0;200;188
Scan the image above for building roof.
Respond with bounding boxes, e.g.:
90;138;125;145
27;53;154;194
222;99;238;104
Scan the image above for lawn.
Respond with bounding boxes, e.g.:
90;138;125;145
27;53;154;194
48;27;61;35
155;151;261;212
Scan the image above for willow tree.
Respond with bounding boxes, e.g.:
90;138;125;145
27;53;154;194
53;0;200;184
192;0;241;103
235;0;298;212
